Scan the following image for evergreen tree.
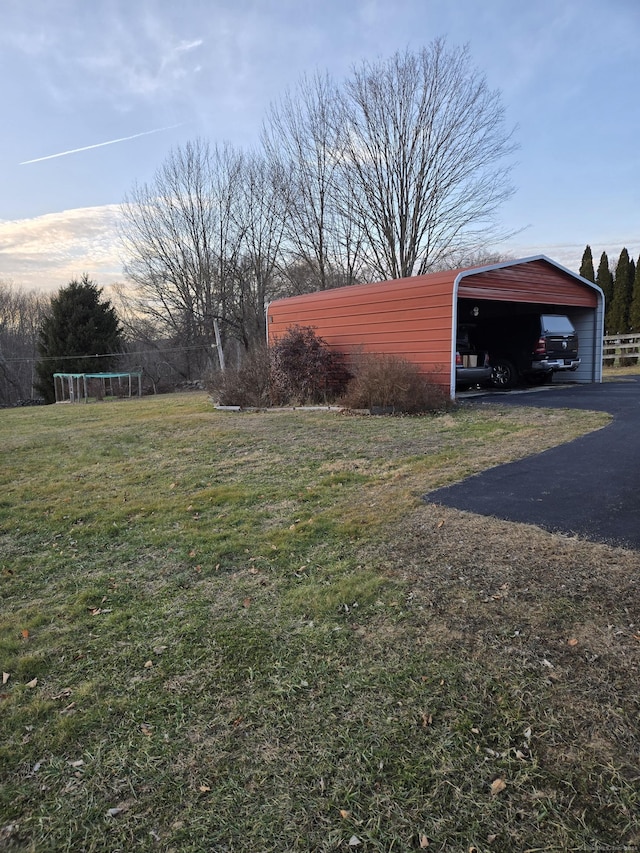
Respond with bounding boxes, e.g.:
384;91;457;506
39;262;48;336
630;258;640;332
596;251;614;330
608;248;633;334
35;275;123;403
579;245;595;281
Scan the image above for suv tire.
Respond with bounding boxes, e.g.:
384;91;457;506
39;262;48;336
490;358;518;389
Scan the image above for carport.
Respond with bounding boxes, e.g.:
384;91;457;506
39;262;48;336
266;256;604;399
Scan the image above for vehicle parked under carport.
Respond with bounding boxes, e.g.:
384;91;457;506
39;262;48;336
471;312;581;389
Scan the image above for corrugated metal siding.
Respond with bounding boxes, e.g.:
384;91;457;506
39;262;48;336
268;271;457;386
267;257;602;396
569;305;604;382
458;259;598;307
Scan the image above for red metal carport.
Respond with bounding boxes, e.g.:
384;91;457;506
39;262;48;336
266;256;604;399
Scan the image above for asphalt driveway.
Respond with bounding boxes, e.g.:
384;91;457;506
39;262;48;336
426;375;640;550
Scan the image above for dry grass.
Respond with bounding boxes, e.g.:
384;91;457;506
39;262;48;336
0;393;638;852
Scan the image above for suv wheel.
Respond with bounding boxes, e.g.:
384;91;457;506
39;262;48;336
490;358;518;389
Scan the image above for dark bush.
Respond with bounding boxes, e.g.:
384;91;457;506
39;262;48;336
269;326;350;405
340;352;451;414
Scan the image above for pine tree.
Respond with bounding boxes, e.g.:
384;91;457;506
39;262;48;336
596;252;614;330
35;275;123;403
608;248;633;334
630;258;640;332
579;245;595;281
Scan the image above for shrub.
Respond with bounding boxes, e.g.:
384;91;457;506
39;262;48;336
269;326;350;405
340;352;451;414
206;343;271;407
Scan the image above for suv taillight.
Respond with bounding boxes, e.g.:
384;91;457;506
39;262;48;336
534;337;546;356
456;352;463;366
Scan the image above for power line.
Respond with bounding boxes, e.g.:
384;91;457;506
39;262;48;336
0;343;212;365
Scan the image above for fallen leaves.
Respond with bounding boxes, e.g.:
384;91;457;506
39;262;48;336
567;637;579;647
490;777;506;796
52;687;72;699
2;672;9;685
20;629;29;639
26;678;38;689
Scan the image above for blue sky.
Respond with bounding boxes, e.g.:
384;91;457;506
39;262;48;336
1;0;638;291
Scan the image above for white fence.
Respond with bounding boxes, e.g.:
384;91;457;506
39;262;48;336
603;334;640;366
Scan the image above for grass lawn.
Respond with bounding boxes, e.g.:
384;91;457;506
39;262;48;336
1;392;638;852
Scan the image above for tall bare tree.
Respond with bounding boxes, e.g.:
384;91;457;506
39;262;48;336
119;41;517;367
337;40;517;280
227;152;290;349
263;73;365;291
120;139;244;374
120;140;291;367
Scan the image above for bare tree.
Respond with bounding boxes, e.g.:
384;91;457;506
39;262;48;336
263;73;365;291
118;41;517;369
227;152;290;349
119;139;244;375
110;282;193;392
337;40;517;280
120;140;291;368
0;281;48;405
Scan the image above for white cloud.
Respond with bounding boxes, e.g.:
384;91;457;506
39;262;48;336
1;4;206;105
3;203;636;299
0;207;125;292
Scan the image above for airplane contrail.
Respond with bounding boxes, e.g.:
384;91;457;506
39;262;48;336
19;123;183;165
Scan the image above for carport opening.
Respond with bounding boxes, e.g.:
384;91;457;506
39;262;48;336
456;298;599;388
